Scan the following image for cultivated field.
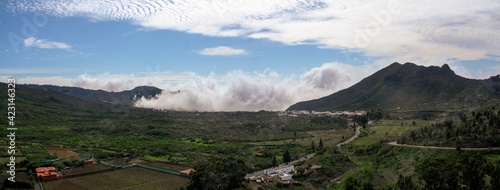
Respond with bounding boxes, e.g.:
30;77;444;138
64;163;111;176
46;146;81;159
44;166;188;190
142;161;191;172
102;157;129;166
350;120;422;146
249;128;354;146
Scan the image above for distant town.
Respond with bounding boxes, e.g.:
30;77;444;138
279;110;367;117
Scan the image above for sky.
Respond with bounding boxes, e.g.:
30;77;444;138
1;0;500;111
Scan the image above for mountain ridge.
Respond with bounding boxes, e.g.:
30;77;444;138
287;62;500;111
22;84;162;106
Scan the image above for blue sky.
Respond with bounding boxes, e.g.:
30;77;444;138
0;12;362;77
1;0;499;111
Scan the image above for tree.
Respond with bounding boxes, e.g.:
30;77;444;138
343;176;373;190
489;160;500;190
283;150;291;163
353;116;369;128
343;176;359;190
397;174;415;190
319;138;324;149
187;156;248;190
272;154;277;167
293;132;297;144
416;152;488;190
457;152;487;190
416;157;458;190
410;131;416;141
311;140;316;151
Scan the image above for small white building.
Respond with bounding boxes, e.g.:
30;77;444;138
279;173;292;181
264;165;295;177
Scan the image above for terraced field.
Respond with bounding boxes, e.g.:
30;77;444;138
44;166;188;190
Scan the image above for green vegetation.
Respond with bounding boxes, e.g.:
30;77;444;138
307;148;356;187
351;120;420;146
415;151;495;189
188;156;249;190
336;109;500;189
405;107;500;147
288;62;500;111
1;82;500;189
283;149;291;163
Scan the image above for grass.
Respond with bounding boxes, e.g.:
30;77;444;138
337;143;460;189
45;126;67;131
46;146;81;159
351;120;422;146
144;155;187;163
485;154;500;162
144;155;170;162
0;156;26;163
248;128;354;146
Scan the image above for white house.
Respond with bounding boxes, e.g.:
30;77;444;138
264;165;295;176
279;173;292;181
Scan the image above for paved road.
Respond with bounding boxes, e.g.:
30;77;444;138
245;127;362;179
388;141;500;150
338;127;361;146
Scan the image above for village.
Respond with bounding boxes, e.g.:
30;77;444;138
279;110;367;117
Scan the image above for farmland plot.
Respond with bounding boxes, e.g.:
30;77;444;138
44;166;188;190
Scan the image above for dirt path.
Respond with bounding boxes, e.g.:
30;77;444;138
387;141;500;150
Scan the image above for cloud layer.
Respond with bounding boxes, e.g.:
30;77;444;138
24;37;71;49
199;46;247;56
7;0;500;62
0;62;374;111
3;61;497;111
132;62;379;111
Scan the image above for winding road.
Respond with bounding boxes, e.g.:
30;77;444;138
338;127;361;146
387;141;500;150
245;127;362;179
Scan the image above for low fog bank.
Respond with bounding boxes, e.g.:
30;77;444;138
131;62;377;111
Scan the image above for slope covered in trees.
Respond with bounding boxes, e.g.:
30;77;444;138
401;107;500;147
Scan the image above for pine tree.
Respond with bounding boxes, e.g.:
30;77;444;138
272;154;277;167
283;150;291;163
319;138;323;149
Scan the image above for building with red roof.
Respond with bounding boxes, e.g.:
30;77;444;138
35;167;58;180
179;169;195;176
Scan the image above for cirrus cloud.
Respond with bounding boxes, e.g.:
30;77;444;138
24;37;71;49
198;46;247;56
7;0;500;62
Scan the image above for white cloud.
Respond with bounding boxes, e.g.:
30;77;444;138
2;62;372;111
9;0;500;62
23;37;71;49
5;60;492;111
198;46;247;56
134;62;377;111
73;72;191;91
